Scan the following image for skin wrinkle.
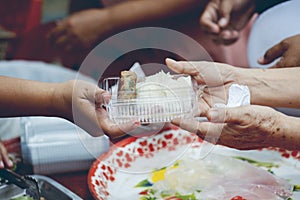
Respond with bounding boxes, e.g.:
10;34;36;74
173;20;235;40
167;60;300;150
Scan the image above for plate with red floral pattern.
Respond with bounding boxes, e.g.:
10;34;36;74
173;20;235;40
88;126;300;200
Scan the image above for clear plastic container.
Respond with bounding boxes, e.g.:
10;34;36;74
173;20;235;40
102;74;198;124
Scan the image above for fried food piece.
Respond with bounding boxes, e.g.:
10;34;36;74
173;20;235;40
118;71;137;100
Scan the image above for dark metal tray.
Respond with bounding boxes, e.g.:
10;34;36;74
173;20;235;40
0;175;82;200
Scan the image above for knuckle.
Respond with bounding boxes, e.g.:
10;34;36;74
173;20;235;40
264;49;274;59
280;40;290;49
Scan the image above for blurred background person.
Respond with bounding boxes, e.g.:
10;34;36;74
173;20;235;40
200;0;287;46
47;0;253;70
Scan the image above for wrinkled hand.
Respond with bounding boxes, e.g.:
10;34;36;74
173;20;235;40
200;0;255;45
61;80;139;139
165;58;238;116
0;141;13;168
172;105;286;150
258;34;300;68
48;9;111;51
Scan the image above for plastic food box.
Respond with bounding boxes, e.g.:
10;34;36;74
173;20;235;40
102;73;198;124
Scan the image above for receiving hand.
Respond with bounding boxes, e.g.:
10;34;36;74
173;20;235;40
165;58;238;116
48;9;111;51
200;0;255;45
258;34;300;68
0;141;13;168
172;105;287;150
60;80;140;140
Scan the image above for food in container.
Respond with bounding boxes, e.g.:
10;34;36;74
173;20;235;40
102;71;198;124
118;71;137;100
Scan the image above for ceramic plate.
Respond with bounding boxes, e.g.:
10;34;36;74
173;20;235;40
88;127;300;200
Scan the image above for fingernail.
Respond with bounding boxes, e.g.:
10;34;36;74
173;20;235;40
166;58;177;65
257;57;264;64
0;161;4;168
218;18;227;27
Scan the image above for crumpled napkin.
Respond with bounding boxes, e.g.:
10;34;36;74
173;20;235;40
214;84;250;108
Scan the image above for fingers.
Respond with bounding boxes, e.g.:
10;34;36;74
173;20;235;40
218;0;233;28
258;41;287;65
0;143;13;168
207;107;247;125
47;21;68;44
95;89;111;105
165;58;200;76
165;58;227;86
197;97;211;116
200;2;220;34
171;118;223;144
219;30;240;45
171;118;210;138
269;50;300;68
99;118;140;140
96;106;140;139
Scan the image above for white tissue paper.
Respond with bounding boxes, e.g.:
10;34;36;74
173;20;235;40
214;84;250;108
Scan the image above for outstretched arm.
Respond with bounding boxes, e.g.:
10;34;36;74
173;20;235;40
0;76;139;138
48;0;202;50
166;59;300;110
172;105;300;150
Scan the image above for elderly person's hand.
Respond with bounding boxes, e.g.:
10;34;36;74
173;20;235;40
200;0;255;45
59;80;140;140
0;141;13;168
258;34;300;68
172;105;300;150
165;58;238;116
48;9;111;51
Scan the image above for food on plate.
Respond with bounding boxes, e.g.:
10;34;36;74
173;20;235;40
118;71;137;100
135;153;293;200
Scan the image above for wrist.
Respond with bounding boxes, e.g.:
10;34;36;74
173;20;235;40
269;114;300;150
51;81;73;121
235;68;275;106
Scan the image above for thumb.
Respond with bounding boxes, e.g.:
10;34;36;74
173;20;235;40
208;107;243;124
95;89;111;105
218;0;233;28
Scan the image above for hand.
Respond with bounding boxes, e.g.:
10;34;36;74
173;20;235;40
200;0;255;45
48;9;111;51
59;80;140;139
165;58;238;116
0;141;13;168
172;105;289;150
258;34;300;68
